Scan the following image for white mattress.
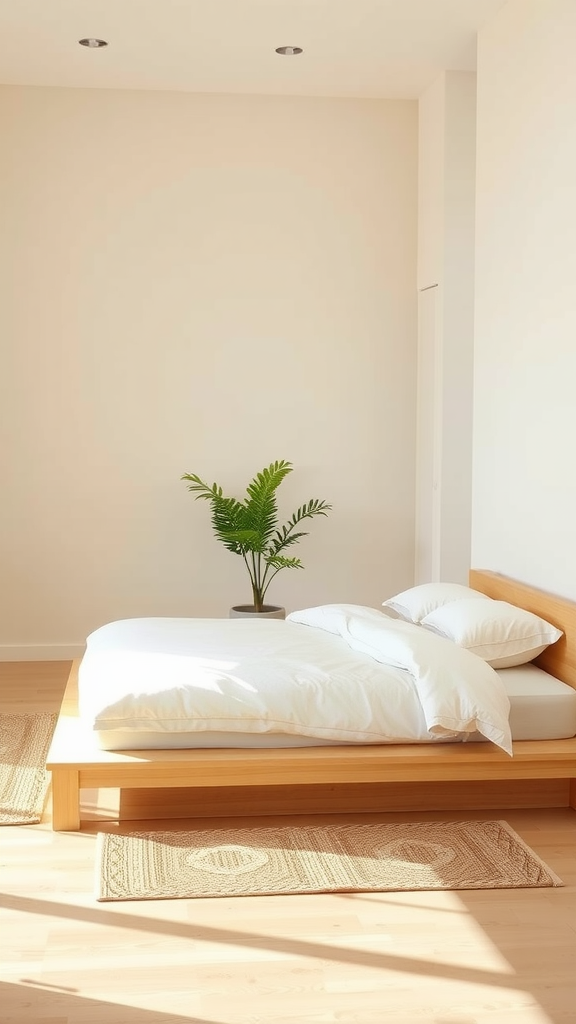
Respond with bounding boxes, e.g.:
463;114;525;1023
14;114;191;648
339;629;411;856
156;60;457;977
498;663;576;739
93;662;576;751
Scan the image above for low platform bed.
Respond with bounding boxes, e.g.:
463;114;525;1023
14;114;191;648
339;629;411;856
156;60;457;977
46;570;576;830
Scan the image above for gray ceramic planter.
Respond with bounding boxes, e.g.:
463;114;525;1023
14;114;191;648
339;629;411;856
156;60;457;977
229;605;286;619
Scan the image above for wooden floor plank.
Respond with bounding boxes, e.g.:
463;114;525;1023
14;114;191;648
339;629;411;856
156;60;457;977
1;661;575;1023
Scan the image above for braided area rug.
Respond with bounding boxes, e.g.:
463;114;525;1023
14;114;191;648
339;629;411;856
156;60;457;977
96;818;563;901
0;712;58;825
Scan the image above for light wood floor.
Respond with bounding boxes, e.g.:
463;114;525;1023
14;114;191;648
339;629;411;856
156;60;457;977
1;661;575;1024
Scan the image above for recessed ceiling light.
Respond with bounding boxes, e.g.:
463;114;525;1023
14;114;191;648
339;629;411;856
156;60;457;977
275;46;303;56
79;38;108;48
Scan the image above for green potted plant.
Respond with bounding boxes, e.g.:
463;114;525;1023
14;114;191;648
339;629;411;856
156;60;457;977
182;459;332;617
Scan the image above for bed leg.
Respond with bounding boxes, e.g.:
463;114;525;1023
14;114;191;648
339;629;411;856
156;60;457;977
51;769;81;831
569;778;576;811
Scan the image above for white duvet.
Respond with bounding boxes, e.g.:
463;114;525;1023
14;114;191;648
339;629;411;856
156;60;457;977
79;605;513;754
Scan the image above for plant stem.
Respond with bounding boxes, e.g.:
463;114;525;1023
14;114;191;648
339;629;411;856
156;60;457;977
252;583;264;612
250;551;263;610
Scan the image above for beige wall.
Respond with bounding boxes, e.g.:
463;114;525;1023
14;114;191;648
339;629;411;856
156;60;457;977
0;86;417;656
472;0;576;598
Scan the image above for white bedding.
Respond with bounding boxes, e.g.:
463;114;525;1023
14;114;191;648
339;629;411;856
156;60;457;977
79;606;513;754
91;664;576;749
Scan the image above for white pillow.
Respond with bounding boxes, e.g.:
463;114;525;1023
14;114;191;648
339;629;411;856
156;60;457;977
287;604;389;634
421;599;563;668
382;583;490;624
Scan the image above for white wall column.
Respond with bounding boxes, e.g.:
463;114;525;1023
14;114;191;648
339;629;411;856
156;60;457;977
416;71;476;584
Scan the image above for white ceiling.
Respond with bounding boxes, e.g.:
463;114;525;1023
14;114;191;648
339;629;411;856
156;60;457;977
0;0;507;99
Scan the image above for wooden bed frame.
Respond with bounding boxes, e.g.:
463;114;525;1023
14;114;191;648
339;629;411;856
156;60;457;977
46;570;576;830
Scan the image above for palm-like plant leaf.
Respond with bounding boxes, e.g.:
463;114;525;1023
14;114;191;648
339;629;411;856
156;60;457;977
243;460;293;547
269;499;332;556
268;529;308;554
266;555;304;570
182;474;248;554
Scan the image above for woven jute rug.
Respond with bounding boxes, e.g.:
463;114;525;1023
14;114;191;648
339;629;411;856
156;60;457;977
0;712;58;825
96;818;563;901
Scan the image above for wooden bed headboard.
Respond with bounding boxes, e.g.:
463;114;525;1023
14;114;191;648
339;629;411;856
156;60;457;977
469;569;576;690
